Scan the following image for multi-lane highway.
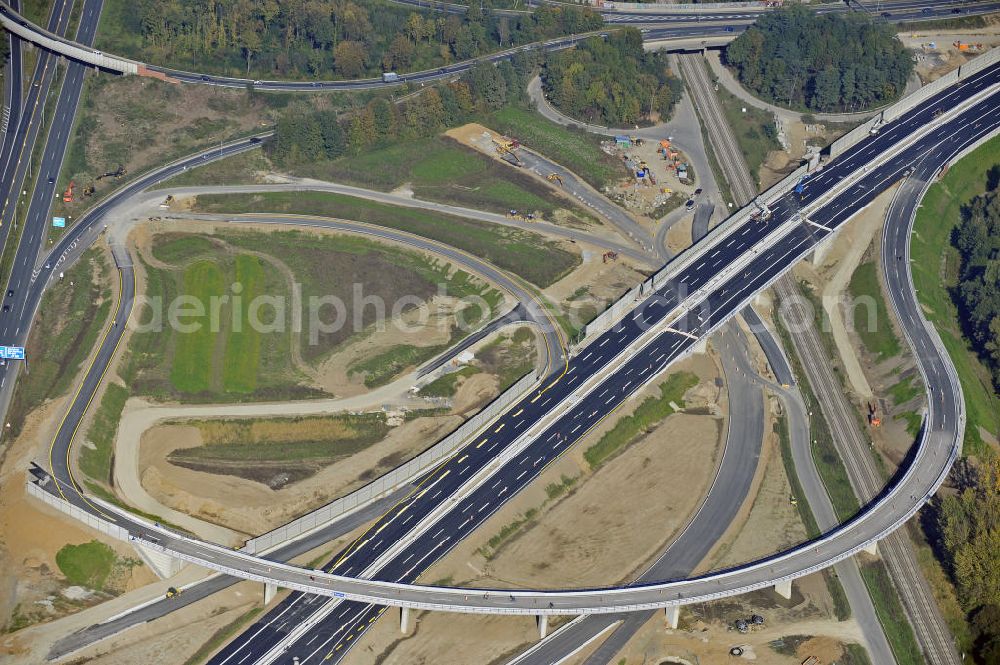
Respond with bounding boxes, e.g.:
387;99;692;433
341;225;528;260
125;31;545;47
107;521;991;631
0;0;104;429
149;63;997;663
1;3;995;663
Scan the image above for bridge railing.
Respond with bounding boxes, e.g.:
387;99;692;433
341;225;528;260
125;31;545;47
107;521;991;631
0;7;138;74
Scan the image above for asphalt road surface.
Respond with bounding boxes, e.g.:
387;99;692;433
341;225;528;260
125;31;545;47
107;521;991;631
193;70;1000;664
0;0;104;424
7;26;994;665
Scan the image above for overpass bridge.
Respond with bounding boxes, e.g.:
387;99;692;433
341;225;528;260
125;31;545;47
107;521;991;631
24;49;999;628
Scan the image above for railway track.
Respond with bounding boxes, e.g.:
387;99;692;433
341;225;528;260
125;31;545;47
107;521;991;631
680;51;960;665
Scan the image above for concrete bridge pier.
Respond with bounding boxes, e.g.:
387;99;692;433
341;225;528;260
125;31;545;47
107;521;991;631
692;337;708;355
537;614;549;639
400;606;412;634
774;579;793;600
264;582;277;605
130;541;184;579
863;540;879;557
665;605;680;630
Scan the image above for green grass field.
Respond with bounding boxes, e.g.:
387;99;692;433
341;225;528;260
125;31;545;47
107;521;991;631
911;135;1000;454
848;261;902;360
584;372;698;470
486;106;628;189
170;260;225;394
150;234;219;264
272;135;595;225
888;375;921;406
860;561;927;665
192;192;580;288
6;249;112;438
55;540;118;590
79;384;129;486
713;77;782;188
222;255;265;394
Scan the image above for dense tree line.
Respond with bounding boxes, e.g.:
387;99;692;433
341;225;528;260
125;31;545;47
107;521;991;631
542;28;683;126
724;5;913;113
954;165;1000;389
936;458;1000;663
114;0;601;78
267;54;534;165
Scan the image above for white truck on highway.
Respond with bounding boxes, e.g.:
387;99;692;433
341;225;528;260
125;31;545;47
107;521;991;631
382;72;400;83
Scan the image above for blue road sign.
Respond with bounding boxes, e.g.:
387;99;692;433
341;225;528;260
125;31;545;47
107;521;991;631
334;591;346;598
0;346;25;359
52;216;66;228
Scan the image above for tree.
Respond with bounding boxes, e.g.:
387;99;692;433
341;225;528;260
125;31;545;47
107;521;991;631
541;28;681;127
334;40;366;78
723;4;912;113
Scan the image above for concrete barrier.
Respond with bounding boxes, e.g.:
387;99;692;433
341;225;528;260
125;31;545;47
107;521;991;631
578;162;808;345
829;47;1000;158
244;370;541;554
26;482;131;541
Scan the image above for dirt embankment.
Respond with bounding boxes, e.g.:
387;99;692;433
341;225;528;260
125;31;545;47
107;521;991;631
0;403;156;639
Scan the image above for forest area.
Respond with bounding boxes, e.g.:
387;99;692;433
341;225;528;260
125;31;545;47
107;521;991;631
541;28;683;127
100;0;602;80
266;53;536;165
723;4;913;113
936;458;1000;663
953;165;1000;391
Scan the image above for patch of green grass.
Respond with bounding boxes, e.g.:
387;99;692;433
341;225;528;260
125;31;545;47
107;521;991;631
55;540;117;590
894;410;924;438
418;366;481;398
151;234;219;264
911;134;1000;454
79;384;129;486
544;474;578;500
171;413;389;464
773;297;861;522
583;372;698;470
154;149;270;189
888;375;922;406
181;607;263;665
222;255;265;394
860;561;926;665
6;249;112;438
192;192;580;288
774;416;820;539
170;260;225;394
913;537;973;653
841;643;874;665
276;135;594;224
486;106;628;189
478;507;539;560
350;342;453;388
711;67;782;188
847;261;901;360
825;568;853;622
